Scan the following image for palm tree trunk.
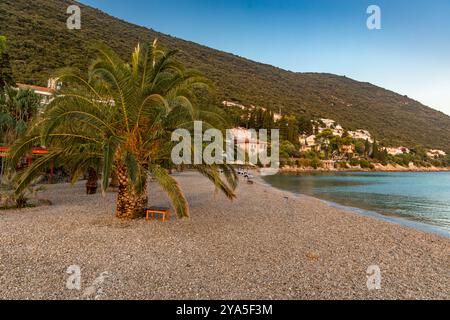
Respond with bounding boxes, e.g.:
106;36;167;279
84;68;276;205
115;165;148;219
109;170;120;189
86;168;98;195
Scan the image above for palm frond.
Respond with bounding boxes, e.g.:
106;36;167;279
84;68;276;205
149;164;189;218
194;164;236;200
14;151;62;196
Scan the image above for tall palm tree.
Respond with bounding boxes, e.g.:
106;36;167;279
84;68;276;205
9;41;237;219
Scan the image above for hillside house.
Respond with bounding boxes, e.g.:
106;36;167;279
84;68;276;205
384;147;410;156
16;78;61;106
222;101;283;121
348;129;373;143
340;144;356;155
299;135;320;152
228;127;268;159
427;149;447;159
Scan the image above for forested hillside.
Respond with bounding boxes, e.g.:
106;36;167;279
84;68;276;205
1;0;450;149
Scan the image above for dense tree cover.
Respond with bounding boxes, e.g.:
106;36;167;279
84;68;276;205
229;105;450;168
280;130;450;169
229;106;276;130
2;0;450;150
0;36;15;90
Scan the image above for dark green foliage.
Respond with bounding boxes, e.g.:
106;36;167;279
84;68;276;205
280;140;299;159
355;140;366;155
2;0;450;150
376;149;389;165
371;139;379;159
226;106;275;131
359;159;375;170
364;139;372;158
410;145;428;162
392;154;413;167
298;115;314;136
292;157;322;169
0;36;15;90
9;41;238;218
350;157;360;167
274;115;299;145
0;86;40;145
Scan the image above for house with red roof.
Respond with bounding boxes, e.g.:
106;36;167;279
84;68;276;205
16;78;60;105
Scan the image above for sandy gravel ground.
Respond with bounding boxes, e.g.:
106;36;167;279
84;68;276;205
0;171;449;300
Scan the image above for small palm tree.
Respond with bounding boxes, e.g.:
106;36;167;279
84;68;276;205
0;86;40;145
9;41;237;219
0;169;45;209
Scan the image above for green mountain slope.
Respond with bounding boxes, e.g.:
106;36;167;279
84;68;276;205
1;0;450;149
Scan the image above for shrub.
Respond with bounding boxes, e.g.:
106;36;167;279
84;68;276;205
336;161;349;169
350;158;360;167
301;151;319;159
310;158;322;169
359;159;374;169
0;170;45;209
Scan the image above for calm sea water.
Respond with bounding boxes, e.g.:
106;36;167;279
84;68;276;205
262;172;450;237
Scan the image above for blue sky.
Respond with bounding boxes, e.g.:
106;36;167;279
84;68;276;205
79;0;450;115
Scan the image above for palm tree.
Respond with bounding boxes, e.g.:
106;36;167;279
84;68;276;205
0;86;40;145
0;86;40;184
9;41;237;219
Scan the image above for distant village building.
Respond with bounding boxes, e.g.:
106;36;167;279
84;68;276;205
339;144;355;155
383;147;410;156
348;129;373;143
316;119;345;137
228;127;268;163
273;112;283;121
16;83;54;105
319;119;336;128
222;101;246;110
299;135;320;152
427;149;447;159
222;101;282;121
315;119;373;142
16;78;61;105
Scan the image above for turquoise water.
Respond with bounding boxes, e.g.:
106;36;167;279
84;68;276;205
262;172;450;237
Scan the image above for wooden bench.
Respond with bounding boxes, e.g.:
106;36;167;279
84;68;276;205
145;207;171;222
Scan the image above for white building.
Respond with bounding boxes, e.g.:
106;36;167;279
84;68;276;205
299;134;320;152
319;119;336;128
348;129;373;143
316;119;345;137
383;147;410;156
16;78;61;106
222;101;283;121
16;83;54;105
427;149;447;159
273;112;283;121
227;128;268;164
222;101;246;110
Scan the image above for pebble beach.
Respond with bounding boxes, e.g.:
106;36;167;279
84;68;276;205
0;171;449;300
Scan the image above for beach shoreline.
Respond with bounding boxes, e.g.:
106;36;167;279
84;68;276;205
278;165;450;173
256;170;450;238
0;172;449;300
